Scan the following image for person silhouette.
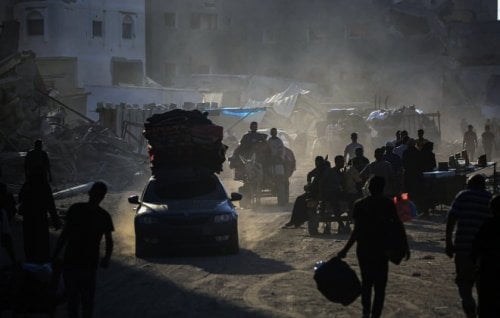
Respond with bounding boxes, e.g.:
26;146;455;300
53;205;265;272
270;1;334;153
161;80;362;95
338;176;409;318
471;194;500;317
446;174;492;318
53;181;114;318
25;139;52;182
18;167;60;263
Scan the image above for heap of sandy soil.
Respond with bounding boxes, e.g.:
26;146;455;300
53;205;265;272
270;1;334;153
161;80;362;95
33;164;468;318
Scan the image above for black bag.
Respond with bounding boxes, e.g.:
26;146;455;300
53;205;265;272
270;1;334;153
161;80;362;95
384;218;408;265
313;257;361;306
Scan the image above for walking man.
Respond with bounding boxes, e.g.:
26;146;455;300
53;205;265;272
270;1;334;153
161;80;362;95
463;125;478;162
471;194;500;317
338;176;409;318
481;125;495;161
446;174;492;318
53;181;114;318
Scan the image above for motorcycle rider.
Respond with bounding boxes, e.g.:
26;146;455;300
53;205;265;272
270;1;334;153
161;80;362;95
229;121;267;179
319;155;347;234
283;156;329;228
238;121;267;156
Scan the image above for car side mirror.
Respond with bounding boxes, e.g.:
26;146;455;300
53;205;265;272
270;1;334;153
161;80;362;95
128;195;140;205
230;192;243;201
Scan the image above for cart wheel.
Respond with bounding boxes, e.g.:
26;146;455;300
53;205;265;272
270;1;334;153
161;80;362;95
239;185;251;209
225;231;240;255
277;180;289;206
135;236;153;258
308;213;320;235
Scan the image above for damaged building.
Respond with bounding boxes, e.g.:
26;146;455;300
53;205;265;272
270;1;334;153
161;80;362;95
146;0;500;130
1;0;202;121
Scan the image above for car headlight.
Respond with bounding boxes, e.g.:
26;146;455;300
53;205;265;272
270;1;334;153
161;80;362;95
137;216;159;225
214;214;233;223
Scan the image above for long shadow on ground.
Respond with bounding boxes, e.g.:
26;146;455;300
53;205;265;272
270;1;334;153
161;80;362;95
141;248;293;275
94;259;272;318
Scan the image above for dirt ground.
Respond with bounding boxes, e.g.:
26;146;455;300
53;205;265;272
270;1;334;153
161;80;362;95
5;162;468;318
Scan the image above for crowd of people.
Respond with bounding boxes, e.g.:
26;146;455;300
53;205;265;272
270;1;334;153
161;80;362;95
282;126;499;318
461;119;497;162
1;123;499;318
0;140;114;318
285;128;438;232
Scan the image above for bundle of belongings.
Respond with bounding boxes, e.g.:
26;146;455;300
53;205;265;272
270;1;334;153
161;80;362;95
313;257;361;306
143;109;227;174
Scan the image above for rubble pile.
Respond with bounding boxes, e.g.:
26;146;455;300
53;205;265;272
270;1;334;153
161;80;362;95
0;51;147;191
143;109;227;174
0;51;48;152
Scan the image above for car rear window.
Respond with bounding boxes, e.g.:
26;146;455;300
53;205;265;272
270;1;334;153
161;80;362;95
142;170;226;202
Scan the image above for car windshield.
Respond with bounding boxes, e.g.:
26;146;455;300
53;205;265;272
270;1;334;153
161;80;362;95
142;169;227;203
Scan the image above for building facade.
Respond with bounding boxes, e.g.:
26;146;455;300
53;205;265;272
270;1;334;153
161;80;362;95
146;0;499;115
14;0;146;88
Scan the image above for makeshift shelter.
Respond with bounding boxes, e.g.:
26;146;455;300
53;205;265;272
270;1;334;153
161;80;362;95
204;107;267;138
244;84;323;136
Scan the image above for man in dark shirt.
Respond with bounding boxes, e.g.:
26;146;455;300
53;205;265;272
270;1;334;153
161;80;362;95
338;176;409;318
446;175;491;318
348;147;370;173
283;156;327;228
471;194;500;317
238;121;267;155
25;139;52;182
53;182;114;318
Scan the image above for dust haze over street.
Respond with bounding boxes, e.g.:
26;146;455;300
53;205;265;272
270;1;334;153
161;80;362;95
2;0;500;317
50;163;465;318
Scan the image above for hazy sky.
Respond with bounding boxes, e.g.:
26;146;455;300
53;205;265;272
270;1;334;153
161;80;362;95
498;0;500;19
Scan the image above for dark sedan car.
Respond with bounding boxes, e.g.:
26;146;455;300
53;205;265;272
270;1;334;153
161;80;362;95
129;168;242;257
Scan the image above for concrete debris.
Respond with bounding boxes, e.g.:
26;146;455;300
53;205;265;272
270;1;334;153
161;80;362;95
0;51;148;192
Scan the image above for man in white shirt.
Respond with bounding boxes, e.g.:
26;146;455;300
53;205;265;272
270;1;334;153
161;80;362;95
344;132;364;163
268;128;285;162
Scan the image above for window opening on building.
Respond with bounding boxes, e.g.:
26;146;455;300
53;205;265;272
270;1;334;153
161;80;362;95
27;11;44;36
92;20;103;38
164;12;176;28
112;60;143;85
190;13;218;30
122;15;134;39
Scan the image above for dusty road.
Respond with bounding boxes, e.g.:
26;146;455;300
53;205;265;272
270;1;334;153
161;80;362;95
48;163;467;318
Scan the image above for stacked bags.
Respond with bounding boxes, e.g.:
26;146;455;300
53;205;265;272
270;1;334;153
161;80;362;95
143;109;227;174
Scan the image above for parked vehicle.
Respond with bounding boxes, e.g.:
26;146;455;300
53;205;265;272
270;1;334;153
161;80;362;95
128;168;242;257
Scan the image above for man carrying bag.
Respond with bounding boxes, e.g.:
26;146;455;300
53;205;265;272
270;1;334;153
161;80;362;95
337;176;410;318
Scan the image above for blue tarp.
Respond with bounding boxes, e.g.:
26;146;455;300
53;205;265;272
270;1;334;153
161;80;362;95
205;107;267;118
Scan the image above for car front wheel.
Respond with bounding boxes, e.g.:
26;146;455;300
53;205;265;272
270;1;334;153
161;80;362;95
135;236;153;258
225;232;239;255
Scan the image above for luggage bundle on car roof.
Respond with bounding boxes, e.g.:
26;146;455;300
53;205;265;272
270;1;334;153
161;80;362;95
143;109;227;174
